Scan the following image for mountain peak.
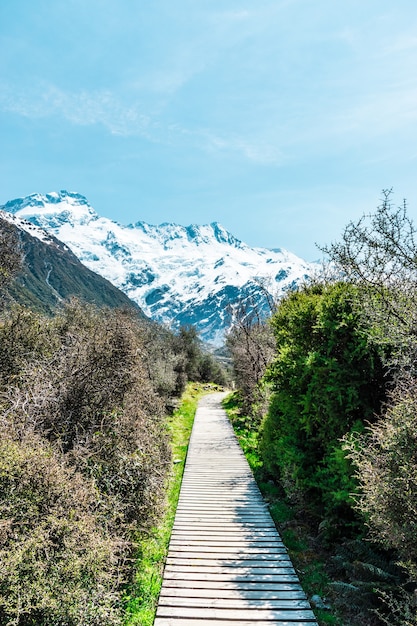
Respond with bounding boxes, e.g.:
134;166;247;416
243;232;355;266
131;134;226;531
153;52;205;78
210;222;241;246
0;191;97;230
2;190;90;211
0;191;316;344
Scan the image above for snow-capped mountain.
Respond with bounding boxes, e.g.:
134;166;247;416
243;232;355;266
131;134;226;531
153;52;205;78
0;207;143;315
1;191;316;344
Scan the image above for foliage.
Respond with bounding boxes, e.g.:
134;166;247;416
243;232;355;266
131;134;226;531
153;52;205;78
0;432;124;626
173;325;229;390
0;218;22;308
0;305;58;387
3;301;171;529
320;192;417;622
345;378;417;580
320;189;417;371
261;281;387;523
138;322;184;401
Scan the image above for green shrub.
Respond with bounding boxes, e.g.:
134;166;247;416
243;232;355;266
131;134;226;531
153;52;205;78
261;282;388;524
0;432;124;626
172;325;229;390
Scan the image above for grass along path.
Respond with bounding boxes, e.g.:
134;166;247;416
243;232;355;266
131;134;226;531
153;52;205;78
123;383;223;626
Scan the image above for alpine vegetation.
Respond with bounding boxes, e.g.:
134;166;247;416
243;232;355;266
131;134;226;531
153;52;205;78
227;191;417;626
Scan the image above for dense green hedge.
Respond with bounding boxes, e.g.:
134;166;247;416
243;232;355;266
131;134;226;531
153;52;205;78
261;282;388;527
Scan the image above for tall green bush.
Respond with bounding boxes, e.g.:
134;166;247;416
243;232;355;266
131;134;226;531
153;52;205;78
261;282;387;524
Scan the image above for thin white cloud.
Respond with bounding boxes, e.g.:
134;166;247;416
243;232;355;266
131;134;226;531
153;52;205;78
0;79;286;164
0;83;152;137
205;132;284;165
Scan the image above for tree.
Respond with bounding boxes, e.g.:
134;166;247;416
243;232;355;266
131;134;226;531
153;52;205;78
2;300;171;528
173;324;228;388
318;192;417;620
175;325;202;383
345;376;417;576
320;189;417;370
0;432;124;626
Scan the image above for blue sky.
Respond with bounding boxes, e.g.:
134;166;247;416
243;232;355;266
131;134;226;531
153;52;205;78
1;1;417;260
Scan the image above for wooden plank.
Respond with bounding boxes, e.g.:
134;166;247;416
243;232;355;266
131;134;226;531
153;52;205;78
160;580;303;591
160;587;306;607
164;565;297;575
173;517;276;525
159;588;306;599
162;571;301;583
168;539;287;548
168;544;288;553
158;597;310;609
170;531;279;538
176;494;264;500
166;556;291;573
156;606;317;620
171;530;279;537
169;538;284;545
155;620;316;626
174;509;271;515
177;500;263;504
171;528;279;535
156;393;317;625
167;551;290;560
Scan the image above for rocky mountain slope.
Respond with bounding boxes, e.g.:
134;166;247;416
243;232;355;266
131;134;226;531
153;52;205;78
1;191;316;344
0;210;143;316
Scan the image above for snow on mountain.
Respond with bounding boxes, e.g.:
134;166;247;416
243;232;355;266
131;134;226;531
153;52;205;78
1;191;316;344
0;207;61;246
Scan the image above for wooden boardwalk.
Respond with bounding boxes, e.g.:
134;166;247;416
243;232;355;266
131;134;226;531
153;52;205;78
154;392;318;625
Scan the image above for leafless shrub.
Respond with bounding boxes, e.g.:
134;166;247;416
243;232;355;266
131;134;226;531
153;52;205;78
3;300;171;529
320;189;417;371
344;376;417;582
226;296;275;418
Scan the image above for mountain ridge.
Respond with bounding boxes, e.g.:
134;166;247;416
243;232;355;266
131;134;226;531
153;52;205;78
0;208;144;316
1;191;316;344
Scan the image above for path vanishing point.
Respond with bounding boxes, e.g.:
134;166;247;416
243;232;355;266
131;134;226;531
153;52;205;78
154;392;319;625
